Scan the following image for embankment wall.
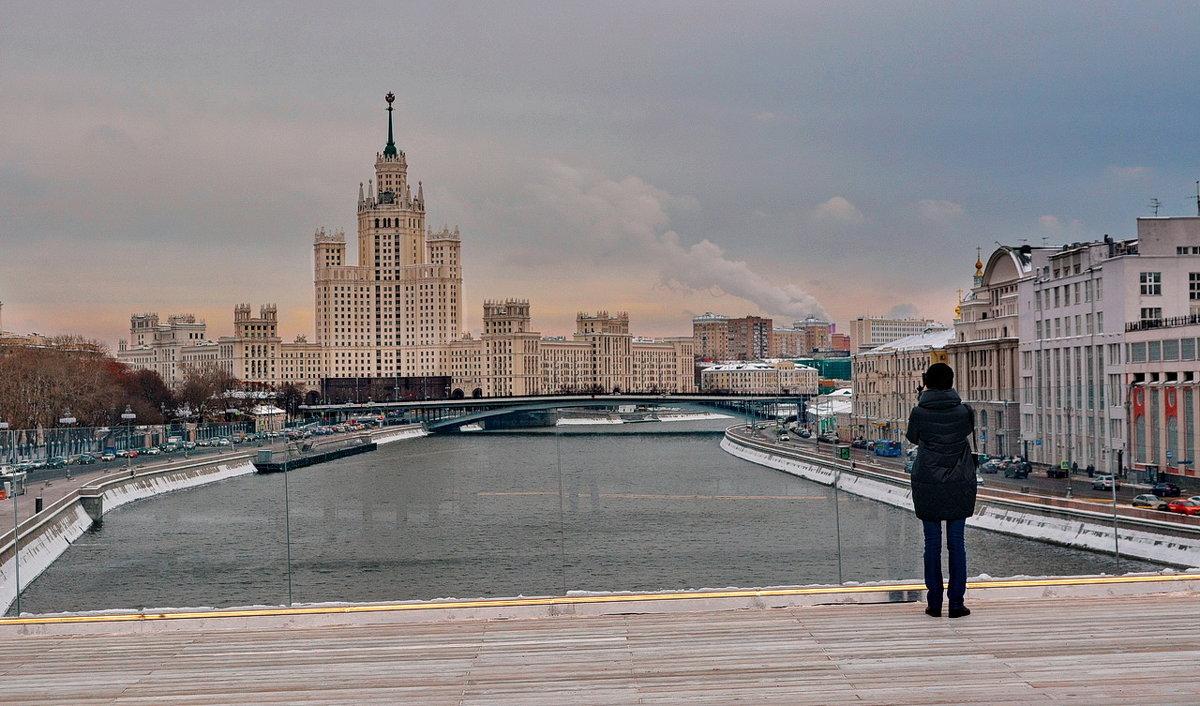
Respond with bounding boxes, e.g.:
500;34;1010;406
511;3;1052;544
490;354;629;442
721;434;1200;569
1;458;257;614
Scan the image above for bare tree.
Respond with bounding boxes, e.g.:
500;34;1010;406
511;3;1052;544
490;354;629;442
113;366;176;424
0;340;192;431
275;383;304;420
0;347;124;428
177;362;239;422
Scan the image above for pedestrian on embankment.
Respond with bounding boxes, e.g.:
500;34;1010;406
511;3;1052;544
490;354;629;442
905;362;976;619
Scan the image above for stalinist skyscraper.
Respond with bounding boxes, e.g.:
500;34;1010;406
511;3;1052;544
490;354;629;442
313;93;463;380
119;94;694;397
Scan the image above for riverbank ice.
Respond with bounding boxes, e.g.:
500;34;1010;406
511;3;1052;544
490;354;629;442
373;426;429;444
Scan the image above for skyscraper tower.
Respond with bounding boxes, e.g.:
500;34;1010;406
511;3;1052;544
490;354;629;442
314;93;463;378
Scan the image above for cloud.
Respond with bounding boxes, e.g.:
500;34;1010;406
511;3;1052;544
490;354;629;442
884;303;921;319
916;199;965;224
1038;214;1084;232
514;160;829;321
753;111;778;124
660;234;830;321
811;196;865;226
1106;165;1150;180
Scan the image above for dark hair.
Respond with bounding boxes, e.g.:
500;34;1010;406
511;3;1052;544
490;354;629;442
923;362;954;390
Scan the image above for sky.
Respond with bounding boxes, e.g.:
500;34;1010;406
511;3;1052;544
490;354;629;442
4;1;1200;349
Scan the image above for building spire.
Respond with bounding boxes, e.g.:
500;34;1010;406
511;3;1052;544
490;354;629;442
383;92;397;157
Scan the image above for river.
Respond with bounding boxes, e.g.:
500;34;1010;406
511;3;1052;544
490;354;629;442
16;416;1164;614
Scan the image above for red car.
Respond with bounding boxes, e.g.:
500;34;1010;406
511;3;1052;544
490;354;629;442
1165;499;1200;516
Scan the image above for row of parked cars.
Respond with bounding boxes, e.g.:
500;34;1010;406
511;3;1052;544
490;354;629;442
9;438;230;471
980;457;1033;479
1132;491;1200;515
4;426;374;475
9;454;102;472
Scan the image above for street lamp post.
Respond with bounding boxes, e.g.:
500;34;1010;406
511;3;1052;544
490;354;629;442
226;408;243;449
58;411;77;465
1065;404;1073;498
121;406;136;475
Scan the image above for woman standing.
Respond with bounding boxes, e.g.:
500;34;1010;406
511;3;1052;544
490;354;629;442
905;363;976;618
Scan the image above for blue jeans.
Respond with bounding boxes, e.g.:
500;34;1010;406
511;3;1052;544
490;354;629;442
922;519;967;610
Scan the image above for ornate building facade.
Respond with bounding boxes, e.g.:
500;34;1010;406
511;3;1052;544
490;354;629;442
947;246;1042;458
118;94;694;397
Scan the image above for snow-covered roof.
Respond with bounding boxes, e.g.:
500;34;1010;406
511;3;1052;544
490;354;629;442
703;361;817;372
807;397;852;417
864;327;954;354
250;405;286;416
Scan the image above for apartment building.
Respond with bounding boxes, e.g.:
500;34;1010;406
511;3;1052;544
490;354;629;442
700;360;818;395
848;316;938;354
771;317;833;358
850;327;952;440
691;312;773;360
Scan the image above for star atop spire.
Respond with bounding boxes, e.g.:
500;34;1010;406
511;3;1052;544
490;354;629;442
383;92;397;157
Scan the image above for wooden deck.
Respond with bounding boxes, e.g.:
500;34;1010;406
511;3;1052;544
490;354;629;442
2;589;1198;704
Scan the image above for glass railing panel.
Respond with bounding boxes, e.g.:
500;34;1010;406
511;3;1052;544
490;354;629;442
281;430;568;604
2;405;1187;617
555;422;845;592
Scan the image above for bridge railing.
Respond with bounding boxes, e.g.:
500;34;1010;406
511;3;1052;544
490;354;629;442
4;403;1186;617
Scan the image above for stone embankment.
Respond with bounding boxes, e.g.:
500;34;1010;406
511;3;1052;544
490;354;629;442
1;424;427;614
722;429;1200;569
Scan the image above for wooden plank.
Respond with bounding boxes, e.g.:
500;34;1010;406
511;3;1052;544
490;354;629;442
0;594;1198;704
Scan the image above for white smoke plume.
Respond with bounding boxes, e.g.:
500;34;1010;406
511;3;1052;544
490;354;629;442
659;232;829;320
522;160;830;321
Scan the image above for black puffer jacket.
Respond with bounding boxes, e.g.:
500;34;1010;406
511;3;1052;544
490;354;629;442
905;388;976;521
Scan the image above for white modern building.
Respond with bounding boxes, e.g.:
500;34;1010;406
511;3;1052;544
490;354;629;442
1018;217;1200;477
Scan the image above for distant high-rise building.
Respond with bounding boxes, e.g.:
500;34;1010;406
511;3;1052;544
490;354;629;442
692;312;772;360
692;312;729;359
771;316;833;358
848;316;939;354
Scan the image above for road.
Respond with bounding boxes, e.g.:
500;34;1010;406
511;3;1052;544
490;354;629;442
738;425;1195;509
1;430;369;534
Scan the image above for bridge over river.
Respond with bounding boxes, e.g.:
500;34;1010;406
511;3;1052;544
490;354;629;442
301;393;792;432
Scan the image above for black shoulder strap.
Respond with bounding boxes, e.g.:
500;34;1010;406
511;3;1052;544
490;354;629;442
964;404;977;455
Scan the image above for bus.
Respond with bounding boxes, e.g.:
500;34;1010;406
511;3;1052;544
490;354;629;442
0;468;28;500
872;440;903;457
